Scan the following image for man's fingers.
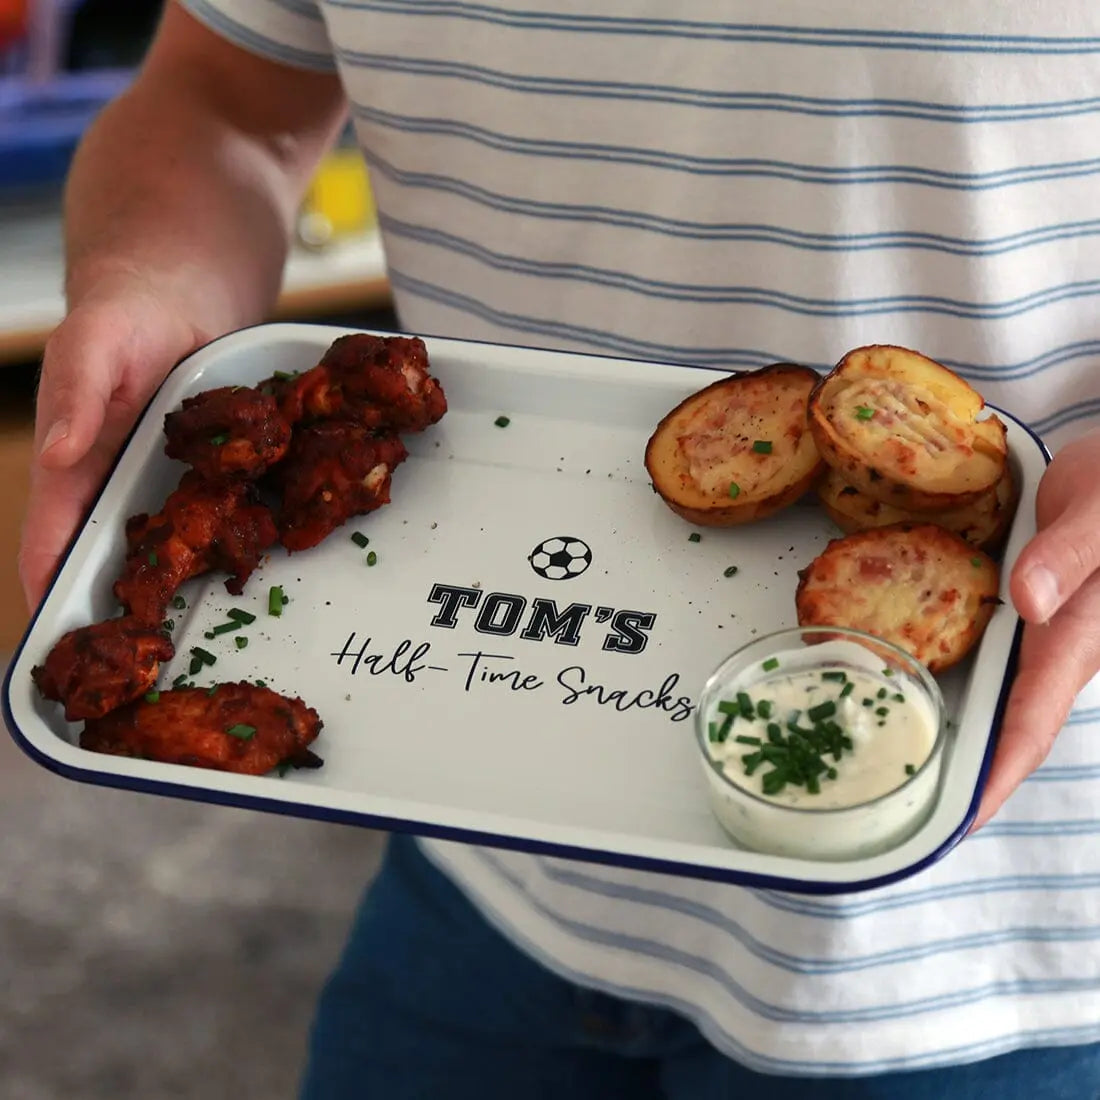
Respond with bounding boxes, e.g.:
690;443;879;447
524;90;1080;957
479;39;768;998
34;317;119;470
19;458;112;610
973;571;1100;829
1012;429;1100;623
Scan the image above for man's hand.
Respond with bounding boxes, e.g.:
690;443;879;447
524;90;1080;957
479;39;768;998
16;2;347;611
19;275;204;608
974;428;1100;828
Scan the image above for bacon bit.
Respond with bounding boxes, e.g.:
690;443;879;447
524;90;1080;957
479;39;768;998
858;556;893;579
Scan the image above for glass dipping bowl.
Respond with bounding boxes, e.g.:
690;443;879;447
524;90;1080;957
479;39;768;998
695;626;949;862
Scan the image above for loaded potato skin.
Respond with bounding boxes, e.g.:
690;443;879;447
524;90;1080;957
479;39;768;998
795;523;1000;673
817;465;1018;553
645;364;824;527
808;345;1007;512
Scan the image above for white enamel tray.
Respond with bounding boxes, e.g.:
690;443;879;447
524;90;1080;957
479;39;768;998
4;324;1047;893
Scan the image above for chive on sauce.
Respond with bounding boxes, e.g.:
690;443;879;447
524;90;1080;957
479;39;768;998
705;663;936;809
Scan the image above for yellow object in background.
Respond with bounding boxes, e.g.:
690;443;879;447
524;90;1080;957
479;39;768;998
297;150;377;249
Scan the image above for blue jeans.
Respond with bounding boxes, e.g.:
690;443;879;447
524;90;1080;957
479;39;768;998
300;834;1100;1099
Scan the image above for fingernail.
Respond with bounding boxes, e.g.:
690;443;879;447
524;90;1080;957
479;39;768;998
39;419;69;456
1024;564;1060;622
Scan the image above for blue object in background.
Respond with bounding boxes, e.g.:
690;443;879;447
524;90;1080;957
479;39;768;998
0;0;161;190
0;67;130;188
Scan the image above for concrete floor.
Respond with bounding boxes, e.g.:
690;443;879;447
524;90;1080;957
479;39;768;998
0;692;386;1099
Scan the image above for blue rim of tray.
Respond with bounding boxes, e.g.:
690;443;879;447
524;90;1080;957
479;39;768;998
1;325;1051;895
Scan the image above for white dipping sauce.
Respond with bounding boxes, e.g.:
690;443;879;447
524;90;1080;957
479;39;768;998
698;638;947;861
707;667;937;809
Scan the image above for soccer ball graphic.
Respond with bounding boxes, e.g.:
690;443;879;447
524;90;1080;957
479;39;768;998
528;536;592;581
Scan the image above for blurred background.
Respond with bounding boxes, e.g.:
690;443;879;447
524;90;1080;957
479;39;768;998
1;3;394;1095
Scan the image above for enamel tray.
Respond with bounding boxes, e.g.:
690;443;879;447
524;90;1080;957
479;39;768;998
4;324;1047;893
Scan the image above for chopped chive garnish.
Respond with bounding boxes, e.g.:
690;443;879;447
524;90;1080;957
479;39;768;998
756;699;773;719
862;698;873;707
172;596;186;610
822;671;847;683
144;690;160;704
208;621;240;636
494;415;511;428
807;700;836;722
762;770;786;795
970;557;982;568
172;674;188;688
276;762;292;777
827;767;838;780
883;668;894;677
191;647;216;667
235;636;248;650
737;692;755;719
716;700;738;717
268;586;284;616
762;657;779;672
366;551;378;567
734;734;762;747
207;685;218;697
227;609;256;625
273;370;295;381
148;551;158;566
728;482;741;499
162;619;174;632
209;433;229;446
877;687;888;699
255;679;267;688
905;763;917;776
839;682;855;698
204;632;215;640
351;532;369;548
226;724;256;740
855;406;875;421
752;440;773;454
188;657;203;676
893;693;906;703
688;532;701;543
876;706;890;717
708;721;721;743
723;565;739;577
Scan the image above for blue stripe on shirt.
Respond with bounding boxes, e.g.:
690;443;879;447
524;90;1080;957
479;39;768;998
340;50;1100;123
353;104;1100;190
528;862;1100;976
270;0;324;20
755;875;1100;919
380;213;1100;319
472;849;1100;1025
326;1;1100;56
184;0;335;69
365;150;1100;256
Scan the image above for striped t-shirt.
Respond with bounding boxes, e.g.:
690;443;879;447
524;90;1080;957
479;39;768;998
183;0;1100;1076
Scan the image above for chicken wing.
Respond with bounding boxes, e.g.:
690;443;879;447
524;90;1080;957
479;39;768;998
80;682;324;775
32;617;175;721
164;385;292;480
115;471;277;624
273;421;408;552
268;333;447;432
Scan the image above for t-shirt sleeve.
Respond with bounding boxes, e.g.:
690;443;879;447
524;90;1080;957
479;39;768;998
177;0;337;73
